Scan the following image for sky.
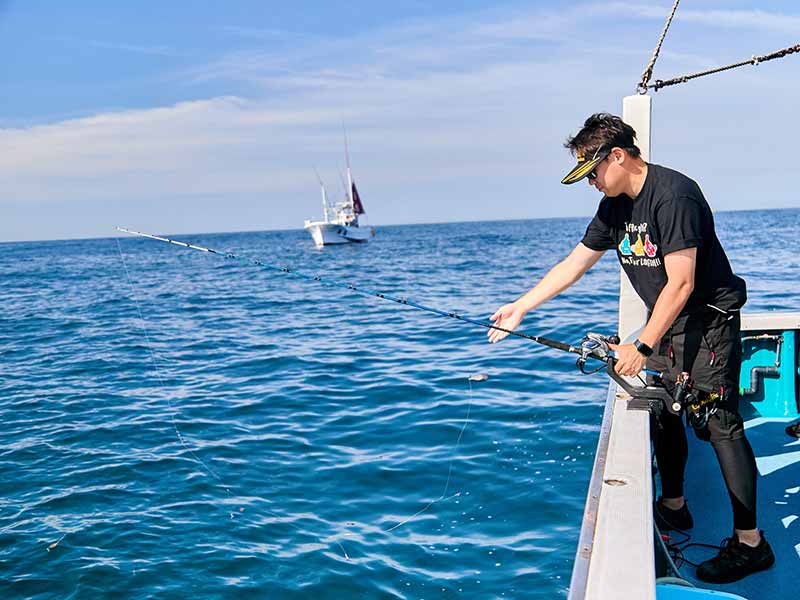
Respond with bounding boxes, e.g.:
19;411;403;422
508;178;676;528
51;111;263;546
1;0;798;242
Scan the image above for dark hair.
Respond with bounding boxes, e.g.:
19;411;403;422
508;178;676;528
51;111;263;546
564;113;641;158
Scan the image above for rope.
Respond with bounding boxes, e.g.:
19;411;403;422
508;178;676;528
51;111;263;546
646;43;800;91
637;0;682;94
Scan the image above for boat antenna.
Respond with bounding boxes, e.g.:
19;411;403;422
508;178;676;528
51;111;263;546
342;124;354;210
313;166;324;187
338;169;349;200
313;166;329;222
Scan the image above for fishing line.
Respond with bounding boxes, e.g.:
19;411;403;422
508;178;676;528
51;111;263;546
114;231;501;547
116;239;228;489
385;373;486;532
115;227;672;550
116;239;352;559
115;229;546;538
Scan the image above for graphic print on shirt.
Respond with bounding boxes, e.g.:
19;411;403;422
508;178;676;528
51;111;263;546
632;233;645;257
644;234;658;258
619;233;632;256
619;223;661;267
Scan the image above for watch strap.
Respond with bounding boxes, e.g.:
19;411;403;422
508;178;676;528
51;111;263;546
634;338;653;357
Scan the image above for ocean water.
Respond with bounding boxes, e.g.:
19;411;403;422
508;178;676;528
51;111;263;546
1;209;797;599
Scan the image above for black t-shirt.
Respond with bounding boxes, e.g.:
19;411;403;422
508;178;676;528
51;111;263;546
581;163;746;317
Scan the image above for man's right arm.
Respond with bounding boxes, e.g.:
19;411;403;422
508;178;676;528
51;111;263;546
487;243;605;343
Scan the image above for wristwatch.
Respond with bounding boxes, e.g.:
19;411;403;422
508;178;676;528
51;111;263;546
634;338;653;357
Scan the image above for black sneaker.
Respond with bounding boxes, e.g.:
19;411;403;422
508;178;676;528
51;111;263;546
787;421;800;438
654;497;694;531
696;532;775;583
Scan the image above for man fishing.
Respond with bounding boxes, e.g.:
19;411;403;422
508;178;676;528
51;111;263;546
488;113;774;583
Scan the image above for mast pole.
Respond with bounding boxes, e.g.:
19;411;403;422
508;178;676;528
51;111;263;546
314;167;329;223
619;95;652;342
343;126;354;210
321;183;329;223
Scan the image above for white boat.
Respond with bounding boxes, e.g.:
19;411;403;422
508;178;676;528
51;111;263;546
304;141;375;247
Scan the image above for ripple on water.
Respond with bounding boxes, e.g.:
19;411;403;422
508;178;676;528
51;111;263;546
0;211;796;598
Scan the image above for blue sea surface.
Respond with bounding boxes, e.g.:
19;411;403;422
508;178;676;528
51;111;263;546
1;209;798;599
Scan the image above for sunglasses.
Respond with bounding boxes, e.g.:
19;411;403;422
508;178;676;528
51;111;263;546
587;147;612;181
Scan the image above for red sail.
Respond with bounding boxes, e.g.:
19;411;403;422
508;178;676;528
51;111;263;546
352;181;365;215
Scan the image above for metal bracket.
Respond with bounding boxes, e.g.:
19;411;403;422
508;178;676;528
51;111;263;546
604;362;672;414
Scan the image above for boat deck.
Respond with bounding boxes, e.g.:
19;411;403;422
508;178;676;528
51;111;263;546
570;312;799;600
672;412;800;598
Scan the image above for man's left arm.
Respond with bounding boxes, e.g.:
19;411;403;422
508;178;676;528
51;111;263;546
610;247;697;376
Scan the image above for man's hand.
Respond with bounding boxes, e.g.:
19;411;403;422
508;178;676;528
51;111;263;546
608;343;647;376
488;303;525;343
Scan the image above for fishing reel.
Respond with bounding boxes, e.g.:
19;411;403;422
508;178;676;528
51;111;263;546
576;332;620;374
573;331;676;416
673;372;721;432
671;372;695;414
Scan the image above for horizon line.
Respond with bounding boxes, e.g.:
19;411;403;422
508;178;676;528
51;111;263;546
1;206;797;245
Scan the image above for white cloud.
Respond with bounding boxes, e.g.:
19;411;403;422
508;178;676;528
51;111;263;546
47;35;182;57
466;3;800;41
565;2;800;35
640;5;800;35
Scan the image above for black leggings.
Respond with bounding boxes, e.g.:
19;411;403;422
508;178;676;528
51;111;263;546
649;311;758;531
653;407;758;531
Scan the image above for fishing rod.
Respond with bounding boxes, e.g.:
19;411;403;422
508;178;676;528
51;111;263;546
116;228;577;351
116;227;675;413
